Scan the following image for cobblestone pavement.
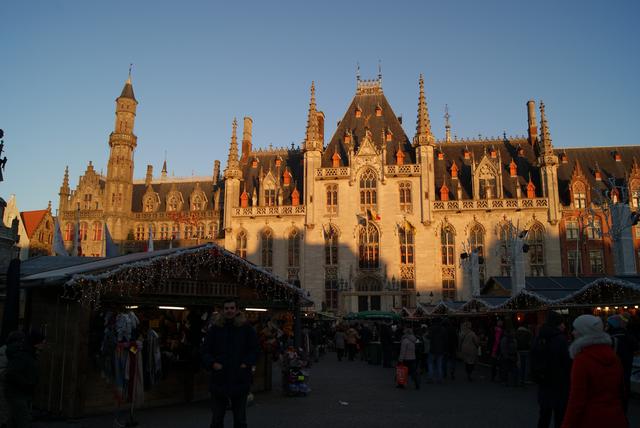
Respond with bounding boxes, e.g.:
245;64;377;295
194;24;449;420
35;354;640;428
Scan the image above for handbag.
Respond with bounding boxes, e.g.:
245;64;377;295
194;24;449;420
395;363;408;386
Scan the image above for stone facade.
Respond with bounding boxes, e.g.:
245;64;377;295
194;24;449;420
58;73;640;313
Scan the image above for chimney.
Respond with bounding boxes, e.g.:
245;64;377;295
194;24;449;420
527;100;538;146
213;160;220;185
241;116;253;163
145;165;153;186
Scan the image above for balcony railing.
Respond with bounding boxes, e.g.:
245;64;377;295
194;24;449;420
316;167;350;179
385;164;421;176
60;210;104;220
432;198;548;211
233;205;306;217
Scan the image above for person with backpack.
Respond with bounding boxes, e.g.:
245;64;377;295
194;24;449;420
606;313;638;414
531;311;571;428
561;315;628;428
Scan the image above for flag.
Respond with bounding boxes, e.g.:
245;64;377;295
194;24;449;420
71;208;80;256
52;217;68;256
366;208;380;221
147;224;154;252
103;222;119;257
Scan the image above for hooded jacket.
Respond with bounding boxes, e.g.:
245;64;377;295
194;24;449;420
202;312;258;396
399;334;417;361
562;342;628;428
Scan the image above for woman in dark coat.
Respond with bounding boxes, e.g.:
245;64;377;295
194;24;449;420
561;314;627;428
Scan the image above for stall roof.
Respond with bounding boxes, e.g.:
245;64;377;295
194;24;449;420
20;244;313;306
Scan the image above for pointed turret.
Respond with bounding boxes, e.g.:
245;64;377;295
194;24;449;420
58;166;70;212
539;101;554;157
413;74;435;147
161;159;168;179
120;73;137;101
304;81;322;152
224;118;241;178
444;104;452;143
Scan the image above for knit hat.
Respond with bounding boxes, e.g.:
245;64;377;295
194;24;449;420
572;314;604;338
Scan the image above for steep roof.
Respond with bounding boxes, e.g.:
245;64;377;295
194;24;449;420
20;210;48;239
322;82;414;167
119;78;136;102
240;148;304;203
434;137;540;200
131;179;223;213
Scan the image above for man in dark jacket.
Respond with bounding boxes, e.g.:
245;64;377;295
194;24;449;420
531;311;571;428
380;322;393;368
607;313;638;414
202;300;258;428
5;329;45;428
428;319;448;383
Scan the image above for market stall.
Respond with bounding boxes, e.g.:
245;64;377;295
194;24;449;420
19;243;311;418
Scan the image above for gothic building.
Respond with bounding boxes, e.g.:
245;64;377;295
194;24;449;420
58;73;640;312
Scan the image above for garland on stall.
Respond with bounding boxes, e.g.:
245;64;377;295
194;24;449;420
62;243;312;308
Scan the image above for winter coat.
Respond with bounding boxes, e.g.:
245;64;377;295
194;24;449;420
202;312;258;396
334;331;346;349
445;322;459;356
491;326;503;358
500;332;518;362
4;341;39;400
428;323;448;355
532;324;571;407
458;328;479;364
609;327;638;388
516;326;533;352
561;343;628;428
399;334;417;361
345;328;360;345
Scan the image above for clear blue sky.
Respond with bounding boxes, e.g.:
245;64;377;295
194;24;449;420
1;0;638;212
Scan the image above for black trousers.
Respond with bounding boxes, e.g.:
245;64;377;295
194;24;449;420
537;403;566;428
211;394;247;428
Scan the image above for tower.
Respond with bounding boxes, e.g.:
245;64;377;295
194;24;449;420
58;166;70;213
303;81;323;228
104;73;138;240
413;74;436;225
223;118;242;234
537;101;561;225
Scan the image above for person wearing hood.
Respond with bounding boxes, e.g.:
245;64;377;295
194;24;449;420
561;315;627;428
398;328;420;389
531;311;571;428
606;313;638;414
4;329;45;428
202;299;258;428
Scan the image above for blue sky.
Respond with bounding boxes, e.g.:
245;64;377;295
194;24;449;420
1;0;638;211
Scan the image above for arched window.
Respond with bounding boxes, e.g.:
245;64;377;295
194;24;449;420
261;229;273;270
469;224;486;284
92;222;102;241
528;224;545;276
584;217;602;240
168;196;180;212
144;196;155;213
135;224;145;241
171;223;180;239
64;223;73;241
441;226;455;266
631;180;640;208
573;182;587;209
399;182;412;213
479;177;497;199
79;222;88;241
236;230;247;258
264;185;276;207
326;184;338;214
196;222;205;239
288;229;300;267
399;227;414;265
358;223;379;269
324;225;338;265
499;224;511;276
359;169;377;212
208;223;216;239
184;225;193;239
191;195;204;211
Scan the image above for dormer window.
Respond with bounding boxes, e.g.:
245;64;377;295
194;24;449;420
291;187;300;206
385;130;393;142
450;163;458;179
561;152;568;163
355;106;362;118
375;104;382;117
344;133;352;145
192;195;204;211
527;180;536;199
396;149;405;166
595;170;602;181
264;188;276;207
332;151;341;167
275;158;282;167
240;190;249;208
518;147;525;157
167;195;182;212
490;148;497;158
437;151;444;160
251;158;258;168
614;152;622;162
611;189;620;204
463;149;470;160
509;159;517;177
440;184;450;201
573;182;587;209
283;169;292;186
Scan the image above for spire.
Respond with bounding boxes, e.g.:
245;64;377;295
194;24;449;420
59;166;70;197
119;66;136;101
161;157;168;179
539;101;554;155
304;81;321;151
224;118;241;177
414;74;435;146
444;104;451;143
